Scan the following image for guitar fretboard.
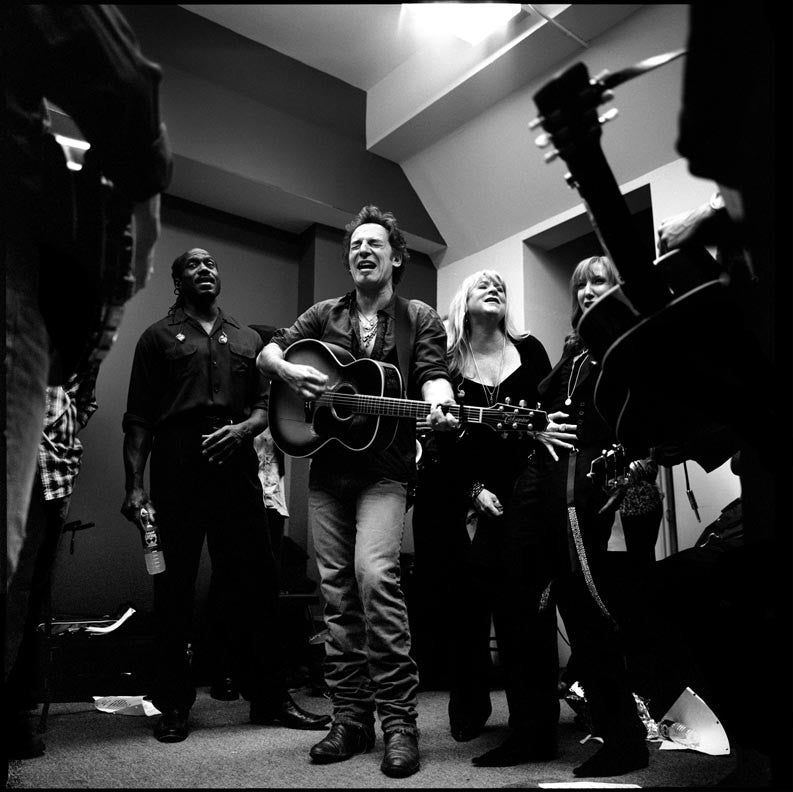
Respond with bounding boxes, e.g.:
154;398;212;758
315;392;542;431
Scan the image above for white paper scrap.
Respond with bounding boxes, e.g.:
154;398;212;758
659;739;688;751
93;695;160;717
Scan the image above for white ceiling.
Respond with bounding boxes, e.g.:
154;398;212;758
169;4;657;263
180;4;433;91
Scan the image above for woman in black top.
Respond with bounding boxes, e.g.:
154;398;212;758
433;270;563;743
472;256;652;778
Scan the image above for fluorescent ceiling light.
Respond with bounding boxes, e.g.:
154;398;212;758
405;3;522;45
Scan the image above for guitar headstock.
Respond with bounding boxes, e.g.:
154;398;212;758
482;400;548;433
530;61;616;179
587;444;630;492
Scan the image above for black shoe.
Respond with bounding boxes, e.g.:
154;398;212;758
210;675;239;701
449;699;491;742
472;732;557;767
381;730;420;778
154;708;190;743
250;695;331;730
309;722;375;764
450;716;488;742
573;741;649;777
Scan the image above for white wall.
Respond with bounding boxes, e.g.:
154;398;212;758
403;4;690;266
436;155;741;554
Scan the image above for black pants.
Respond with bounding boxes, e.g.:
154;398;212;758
150;421;283;712
447;510;502;725
497;449;644;745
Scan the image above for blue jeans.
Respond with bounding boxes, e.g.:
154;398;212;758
309;472;418;735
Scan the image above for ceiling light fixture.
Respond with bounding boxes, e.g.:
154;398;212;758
404;3;522;46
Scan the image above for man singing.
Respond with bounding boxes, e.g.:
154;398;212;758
258;206;458;778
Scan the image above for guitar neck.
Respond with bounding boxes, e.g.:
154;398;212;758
317;392;497;427
569;144;665;315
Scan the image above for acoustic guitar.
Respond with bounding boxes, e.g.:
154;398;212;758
269;339;548;457
532;52;746;453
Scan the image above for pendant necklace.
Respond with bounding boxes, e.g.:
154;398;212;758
565;350;589;406
470;334;506;406
357;309;379;348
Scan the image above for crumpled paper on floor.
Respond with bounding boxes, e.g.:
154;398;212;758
93;695;160;717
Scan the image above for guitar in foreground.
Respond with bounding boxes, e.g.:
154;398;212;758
269;339;548;457
40;128;135;385
532;52;749;457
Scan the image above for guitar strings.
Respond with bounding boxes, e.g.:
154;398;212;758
312;392;542;427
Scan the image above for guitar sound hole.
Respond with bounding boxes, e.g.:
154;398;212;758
331;383;357;420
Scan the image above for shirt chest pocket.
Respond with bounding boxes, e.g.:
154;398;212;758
229;341;257;375
164;342;198;379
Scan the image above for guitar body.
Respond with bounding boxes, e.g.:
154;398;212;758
269;340;403;457
578;248;738;447
533;59;744;455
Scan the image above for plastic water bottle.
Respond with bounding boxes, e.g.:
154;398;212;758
139;507;166;575
658;719;700;749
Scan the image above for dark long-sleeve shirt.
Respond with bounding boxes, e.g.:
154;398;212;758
271;290;451;484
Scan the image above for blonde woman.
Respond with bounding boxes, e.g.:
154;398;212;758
438;270;557;742
474;256;652;778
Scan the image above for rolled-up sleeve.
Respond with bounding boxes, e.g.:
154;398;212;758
411;302;451;390
270;302;327;351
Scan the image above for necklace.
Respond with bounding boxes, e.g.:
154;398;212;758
469;334;507;406
357;309;379;348
565;351;589;406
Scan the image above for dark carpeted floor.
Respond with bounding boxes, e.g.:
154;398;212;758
7;686;768;789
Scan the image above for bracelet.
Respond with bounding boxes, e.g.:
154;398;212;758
469;481;485;501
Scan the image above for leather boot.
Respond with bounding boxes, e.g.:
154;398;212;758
381;729;420;778
309;722;375;763
250;694;331;730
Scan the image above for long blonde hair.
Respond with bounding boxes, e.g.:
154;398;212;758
445;269;528;380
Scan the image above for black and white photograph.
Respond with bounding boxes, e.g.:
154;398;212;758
3;3;788;789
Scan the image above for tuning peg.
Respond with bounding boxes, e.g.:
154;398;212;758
518;400;526;407
528;116;543;130
504;397;511;404
544;149;559;163
535;133;552;148
598;107;619;126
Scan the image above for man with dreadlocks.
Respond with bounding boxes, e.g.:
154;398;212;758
121;248;330;743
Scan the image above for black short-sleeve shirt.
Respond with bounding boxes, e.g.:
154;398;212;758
123;307;268;432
